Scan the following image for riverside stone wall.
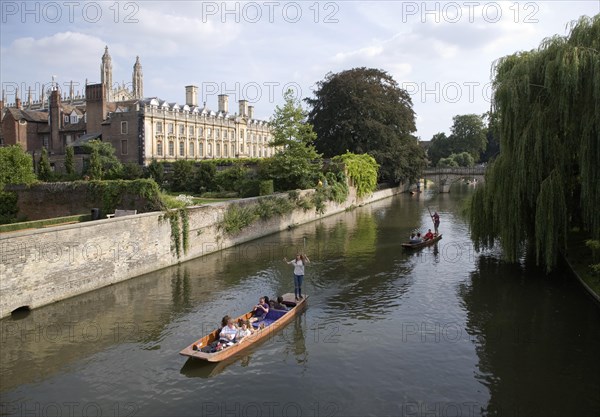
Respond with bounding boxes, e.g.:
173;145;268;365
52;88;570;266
0;184;406;318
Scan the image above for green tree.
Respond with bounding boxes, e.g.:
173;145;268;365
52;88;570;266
37;147;53;181
427;132;452;166
441;152;475;167
88;147;103;180
0;145;37;188
306;67;424;183
171;160;194;192
448;114;487;161
192;162;216;194
120;162;144;180
147;159;165;185
65;146;75;175
470;15;600;271
264;89;322;191
480;111;501;163
82;140;123;179
437;157;459;168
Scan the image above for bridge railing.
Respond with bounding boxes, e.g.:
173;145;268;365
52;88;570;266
422;167;486;176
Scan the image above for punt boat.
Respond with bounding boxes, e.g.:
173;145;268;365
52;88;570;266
179;293;308;362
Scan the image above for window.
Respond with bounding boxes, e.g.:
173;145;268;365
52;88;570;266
64;115;69;123
216;144;221;157
66;135;72;145
189;126;194;135
121;140;128;155
168;141;174;156
231;144;234;156
43;136;49;148
207;143;212;156
70;115;78;124
157;141;163;156
121;121;128;134
179;124;185;135
224;130;228;140
156;122;163;133
240;130;244;139
216;129;220;139
240;143;243;152
199;127;203;137
179;141;185;156
223;144;228;157
168;123;174;134
207;128;212;139
190;142;195;157
199;142;204;157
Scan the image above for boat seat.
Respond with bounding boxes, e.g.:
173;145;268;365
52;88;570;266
252;309;288;329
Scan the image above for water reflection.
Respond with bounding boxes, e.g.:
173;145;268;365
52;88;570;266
459;254;600;417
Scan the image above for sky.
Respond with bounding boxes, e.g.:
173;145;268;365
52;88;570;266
1;1;599;141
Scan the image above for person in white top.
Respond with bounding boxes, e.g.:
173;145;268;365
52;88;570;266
284;253;310;301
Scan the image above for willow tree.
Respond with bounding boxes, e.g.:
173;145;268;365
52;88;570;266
470;15;600;272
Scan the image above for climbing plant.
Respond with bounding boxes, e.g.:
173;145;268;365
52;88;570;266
469;15;600;271
332;152;379;198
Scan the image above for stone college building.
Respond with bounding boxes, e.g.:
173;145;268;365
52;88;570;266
0;47;274;169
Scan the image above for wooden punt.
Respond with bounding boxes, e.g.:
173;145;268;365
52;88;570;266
179;293;308;362
401;234;443;249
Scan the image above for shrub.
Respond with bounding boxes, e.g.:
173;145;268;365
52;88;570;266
259;180;274;196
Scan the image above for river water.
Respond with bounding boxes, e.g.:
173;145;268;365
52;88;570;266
1;186;599;417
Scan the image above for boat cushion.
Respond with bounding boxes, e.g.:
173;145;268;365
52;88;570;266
252;309;288;328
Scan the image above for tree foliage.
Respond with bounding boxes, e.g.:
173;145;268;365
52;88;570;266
438;152;475;168
171;160;194;192
83;140;122;179
427;132;452;166
88;148;103;180
469;15;600;271
65;146;75;175
449;114;487;160
0;145;37;188
306;67;424;183
37;147;53;181
265;89;322;191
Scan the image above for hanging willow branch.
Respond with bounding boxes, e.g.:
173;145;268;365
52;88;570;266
470;15;600;272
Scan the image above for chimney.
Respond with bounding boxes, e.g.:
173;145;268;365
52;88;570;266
239;100;248;117
185;85;198;107
15;88;22;109
248;105;254;119
218;94;229;113
49;89;62;153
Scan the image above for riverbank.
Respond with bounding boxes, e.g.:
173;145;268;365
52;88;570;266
564;231;600;304
0;184;407;318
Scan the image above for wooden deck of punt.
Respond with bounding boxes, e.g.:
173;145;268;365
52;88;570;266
401;234;443;249
179;293;308;362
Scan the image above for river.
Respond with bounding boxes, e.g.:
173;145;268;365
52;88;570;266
1;186;599;417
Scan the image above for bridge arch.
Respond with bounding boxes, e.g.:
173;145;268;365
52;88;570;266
421;167;486;193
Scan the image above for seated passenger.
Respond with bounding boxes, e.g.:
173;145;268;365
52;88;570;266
249;297;269;323
415;233;423;243
272;296;288;311
423;229;434;241
409;233;418;243
219;316;238;346
236;320;253;341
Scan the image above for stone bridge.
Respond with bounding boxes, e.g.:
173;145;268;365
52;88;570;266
421;167;486;193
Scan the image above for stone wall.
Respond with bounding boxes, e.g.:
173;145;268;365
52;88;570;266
7;181;160;221
0;184;406;318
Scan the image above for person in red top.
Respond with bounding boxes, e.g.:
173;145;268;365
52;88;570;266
423;229;435;241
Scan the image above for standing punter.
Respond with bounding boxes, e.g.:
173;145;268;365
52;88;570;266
432;211;440;234
284;253;310;301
